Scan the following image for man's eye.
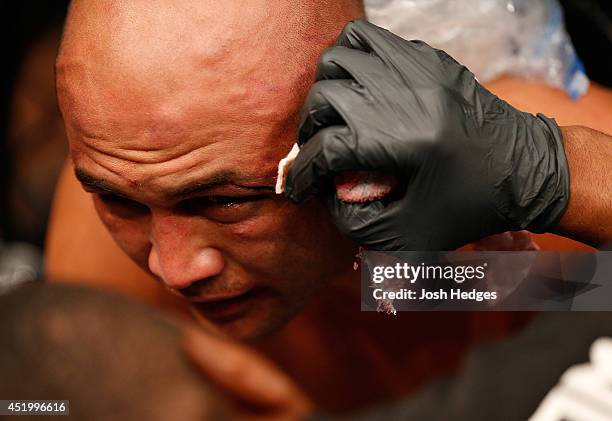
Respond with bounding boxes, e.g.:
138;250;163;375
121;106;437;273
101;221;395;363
179;195;267;222
207;196;249;207
181;196;255;211
99;193;130;205
98;194;123;204
97;194;148;215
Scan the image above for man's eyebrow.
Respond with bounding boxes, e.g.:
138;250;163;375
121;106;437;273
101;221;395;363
74;168;121;194
170;172;275;197
74;168;275;198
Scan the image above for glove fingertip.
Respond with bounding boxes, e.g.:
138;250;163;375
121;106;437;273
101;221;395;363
336;19;375;51
284;185;303;204
283;167;309;203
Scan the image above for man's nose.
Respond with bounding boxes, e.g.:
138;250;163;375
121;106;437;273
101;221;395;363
147;213;225;290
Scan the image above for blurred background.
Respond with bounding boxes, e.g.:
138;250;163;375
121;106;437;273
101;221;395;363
1;2;70;291
0;0;611;291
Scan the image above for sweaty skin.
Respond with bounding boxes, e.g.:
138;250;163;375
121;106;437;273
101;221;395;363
47;0;610;412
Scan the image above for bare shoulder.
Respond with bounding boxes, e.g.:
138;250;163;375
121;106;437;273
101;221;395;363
486;76;611;251
486;76;612;134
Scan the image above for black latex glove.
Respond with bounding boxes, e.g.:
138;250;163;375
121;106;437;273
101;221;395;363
284;20;569;251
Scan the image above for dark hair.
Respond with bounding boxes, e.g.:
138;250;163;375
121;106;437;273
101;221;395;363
0;283;230;420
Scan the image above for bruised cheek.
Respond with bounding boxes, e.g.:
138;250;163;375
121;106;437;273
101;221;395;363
228;219;262;241
224;215;288;259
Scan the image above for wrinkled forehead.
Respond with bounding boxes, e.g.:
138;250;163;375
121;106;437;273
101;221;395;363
56;0;325;168
60;61;302;169
61;79;299;193
59;41;308;152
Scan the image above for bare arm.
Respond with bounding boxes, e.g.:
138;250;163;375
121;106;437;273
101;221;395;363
554;126;612;247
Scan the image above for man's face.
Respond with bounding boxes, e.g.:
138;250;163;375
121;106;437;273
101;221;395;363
56;1;357;340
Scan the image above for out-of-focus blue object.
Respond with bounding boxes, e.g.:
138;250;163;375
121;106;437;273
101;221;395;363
365;0;589;100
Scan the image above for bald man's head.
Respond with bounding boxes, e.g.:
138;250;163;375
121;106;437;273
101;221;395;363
55;0;363;340
57;0;364;144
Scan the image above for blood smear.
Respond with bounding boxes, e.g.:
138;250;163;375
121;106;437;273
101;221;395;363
334;171;396;203
276;144;397;202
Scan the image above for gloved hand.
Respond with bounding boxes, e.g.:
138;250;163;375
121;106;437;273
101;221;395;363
284;20;569;251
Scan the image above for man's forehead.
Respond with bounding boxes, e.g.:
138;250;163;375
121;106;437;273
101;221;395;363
68;115;284;197
59;50;304;150
58;40;308;163
57;0;322;135
64;95;296;155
